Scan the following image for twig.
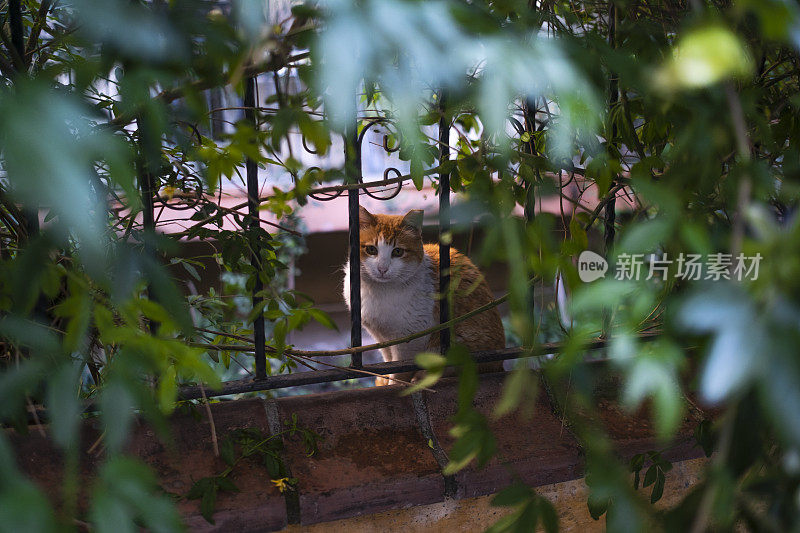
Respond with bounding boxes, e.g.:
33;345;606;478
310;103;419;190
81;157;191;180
199;384;219;457
198;327;433;389
25;0;53;60
87;431;105;455
583;181;629;232
188;277;531;357
26;399;47;438
105;51;311;130
287;352;434;391
195;326;252;343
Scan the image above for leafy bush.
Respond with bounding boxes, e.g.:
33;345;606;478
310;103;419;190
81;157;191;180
0;0;799;531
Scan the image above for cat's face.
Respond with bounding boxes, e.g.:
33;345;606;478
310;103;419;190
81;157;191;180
358;207;425;283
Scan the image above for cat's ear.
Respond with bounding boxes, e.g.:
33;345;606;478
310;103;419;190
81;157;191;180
401;210;424;233
359;206;377;228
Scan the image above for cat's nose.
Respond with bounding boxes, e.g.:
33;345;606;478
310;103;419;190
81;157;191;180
377;266;388;275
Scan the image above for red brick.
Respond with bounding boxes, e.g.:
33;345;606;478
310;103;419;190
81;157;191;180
273;387;443;525
424;373;584;498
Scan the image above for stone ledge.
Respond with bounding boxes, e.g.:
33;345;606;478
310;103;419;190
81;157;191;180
7;371;707;531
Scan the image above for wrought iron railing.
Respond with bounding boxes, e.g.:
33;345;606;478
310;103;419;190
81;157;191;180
139;73;614;401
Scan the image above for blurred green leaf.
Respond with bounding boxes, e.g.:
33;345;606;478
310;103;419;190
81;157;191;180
679;285;764;404
656;24;754;91
46;363;82;450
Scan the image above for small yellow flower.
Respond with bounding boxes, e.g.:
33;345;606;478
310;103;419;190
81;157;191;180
161;185;177;200
271;477;292;493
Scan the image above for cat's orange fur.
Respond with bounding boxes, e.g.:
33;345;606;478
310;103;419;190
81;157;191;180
344;207;504;386
421;244;506;352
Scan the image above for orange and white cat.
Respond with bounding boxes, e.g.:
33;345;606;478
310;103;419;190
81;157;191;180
343;207;504;385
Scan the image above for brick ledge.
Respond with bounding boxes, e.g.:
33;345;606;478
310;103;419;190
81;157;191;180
8;372;707;531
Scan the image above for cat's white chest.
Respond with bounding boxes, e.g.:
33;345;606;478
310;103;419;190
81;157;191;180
343;258;435;341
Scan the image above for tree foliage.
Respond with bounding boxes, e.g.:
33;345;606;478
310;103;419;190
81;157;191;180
0;0;799;531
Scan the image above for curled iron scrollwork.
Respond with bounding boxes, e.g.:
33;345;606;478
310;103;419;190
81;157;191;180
301;134;319;155
356;118;405;200
306;166;344;201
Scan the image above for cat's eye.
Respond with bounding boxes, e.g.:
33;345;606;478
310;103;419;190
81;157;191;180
391;247;404;257
364;245;378;255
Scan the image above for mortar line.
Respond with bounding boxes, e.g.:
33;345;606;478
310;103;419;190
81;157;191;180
263;399;302;524
412;391;459;498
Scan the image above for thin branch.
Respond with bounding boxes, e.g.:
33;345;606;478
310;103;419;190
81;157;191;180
195;328;430;388
25;0;52;61
583;181;629;232
199;384;219;457
286;352;431;390
189;277;539;357
105;51;311;130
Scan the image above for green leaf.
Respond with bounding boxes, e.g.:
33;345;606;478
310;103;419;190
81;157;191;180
95;457;182;533
650;471;665;503
490;483;533;507
181;261;202;282
100;378;135;455
200;483;217;524
442;448;478;476
219;437;236;467
643;465;657;488
618;217;672;254
215;476;239;493
679;286;763;404
656;25;754;91
399;369;443;396
187;478;214;500
538;497;559;533
141;256;194;335
694;420;715;457
89;491;135;533
263;452;284;478
415;352;447;370
494;366;535;418
0;482;59;533
484;511;521;533
309;308;338;330
46;363;82;450
587;493;610;520
156;366;178;414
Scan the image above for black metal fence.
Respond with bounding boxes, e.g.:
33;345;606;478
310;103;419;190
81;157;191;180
170;78;459;400
149;73;613;401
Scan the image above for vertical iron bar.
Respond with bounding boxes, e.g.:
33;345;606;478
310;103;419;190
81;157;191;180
245;76;267;379
141;170;155;337
10;0;37;237
605;2;618;256
209;89;225;140
9;0;23;68
438;92;451;354
523;98;537;224
141;171;155;235
603;2;619;337
137;115;158;335
346;114;362;368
